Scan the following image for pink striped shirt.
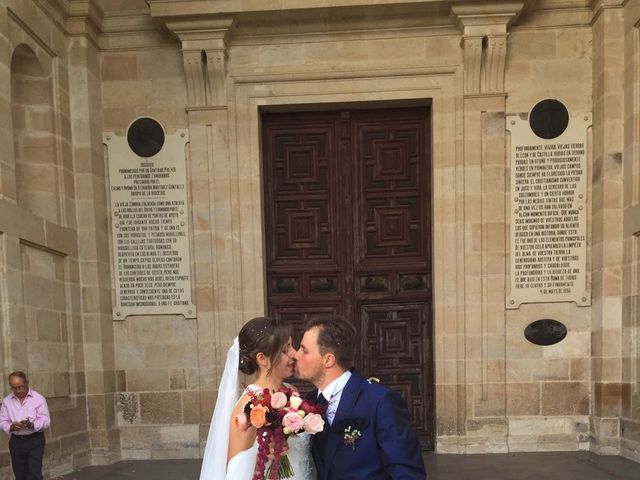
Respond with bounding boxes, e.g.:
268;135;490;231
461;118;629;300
0;389;50;436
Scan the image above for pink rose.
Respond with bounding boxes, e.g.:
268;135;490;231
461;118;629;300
234;414;249;432
302;413;325;434
270;391;287;409
282;411;304;433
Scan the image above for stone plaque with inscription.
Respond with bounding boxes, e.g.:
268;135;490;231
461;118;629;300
507;109;591;308
104;119;196;319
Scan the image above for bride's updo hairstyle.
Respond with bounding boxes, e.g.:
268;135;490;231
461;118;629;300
238;317;292;376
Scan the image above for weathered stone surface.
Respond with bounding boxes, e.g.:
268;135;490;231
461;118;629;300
507;383;541;416
595;382;623;417
541;383;589;416
181;392;201;425
49;397;88;438
139;392;182;424
117;392;139;425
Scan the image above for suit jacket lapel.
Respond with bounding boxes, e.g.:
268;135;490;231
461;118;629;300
323;370;364;466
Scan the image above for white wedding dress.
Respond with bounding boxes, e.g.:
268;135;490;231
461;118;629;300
199;339;314;480
226;385;314;480
225;433;313;480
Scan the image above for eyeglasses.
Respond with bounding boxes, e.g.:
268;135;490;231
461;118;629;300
10;384;27;391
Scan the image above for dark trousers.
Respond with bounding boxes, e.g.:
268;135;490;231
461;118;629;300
9;432;44;480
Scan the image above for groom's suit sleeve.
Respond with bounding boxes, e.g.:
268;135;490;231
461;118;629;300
375;389;426;479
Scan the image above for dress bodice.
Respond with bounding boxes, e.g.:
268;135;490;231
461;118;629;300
287;431;314;479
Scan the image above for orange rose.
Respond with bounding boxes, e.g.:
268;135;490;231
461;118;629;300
249;405;268;428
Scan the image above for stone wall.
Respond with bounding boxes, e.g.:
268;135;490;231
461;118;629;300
0;0;94;477
100;45;204;459
502;19;593;453
0;0;638;476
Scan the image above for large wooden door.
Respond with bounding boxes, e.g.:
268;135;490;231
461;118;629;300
262;107;434;449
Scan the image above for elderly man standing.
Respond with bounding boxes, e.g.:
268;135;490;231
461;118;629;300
0;371;50;480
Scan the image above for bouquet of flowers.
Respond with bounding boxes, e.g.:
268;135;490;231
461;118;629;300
235;386;325;480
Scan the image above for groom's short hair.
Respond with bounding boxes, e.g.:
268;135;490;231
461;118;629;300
304;315;356;369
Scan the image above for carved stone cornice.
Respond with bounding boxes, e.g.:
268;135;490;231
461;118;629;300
182;50;208;107
66;0;104;47
165;17;235;50
590;0;626;24
161;17;235;108
590;0;626;13
461;35;483;94
203;48;229;106
34;0;70;24
482;33;508;93
451;2;523;35
451;2;524;96
146;0;535;17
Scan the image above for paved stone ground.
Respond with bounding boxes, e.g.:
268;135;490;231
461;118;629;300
56;452;639;480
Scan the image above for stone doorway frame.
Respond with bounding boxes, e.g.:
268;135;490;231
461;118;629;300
206;68;466;450
151;0;521;453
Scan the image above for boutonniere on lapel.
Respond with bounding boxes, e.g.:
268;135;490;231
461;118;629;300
343;425;361;449
332;417;369;450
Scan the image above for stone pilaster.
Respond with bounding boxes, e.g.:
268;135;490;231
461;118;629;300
451;1;524;452
154;14;241;454
67;0;121;466
621;0;640;463
590;0;626;456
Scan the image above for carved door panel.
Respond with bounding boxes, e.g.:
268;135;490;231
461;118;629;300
262;113;351;348
262;107;434;449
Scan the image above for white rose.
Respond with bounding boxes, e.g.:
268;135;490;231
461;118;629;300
289;395;303;409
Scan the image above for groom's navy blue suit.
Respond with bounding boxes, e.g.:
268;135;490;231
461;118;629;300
308;370;426;480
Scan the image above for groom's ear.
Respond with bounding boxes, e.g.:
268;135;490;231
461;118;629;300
323;353;337;368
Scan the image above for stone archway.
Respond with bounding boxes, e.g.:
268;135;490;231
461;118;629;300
10;43;59;223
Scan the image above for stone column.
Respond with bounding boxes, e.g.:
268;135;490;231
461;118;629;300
621;0;640;462
590;0;626;455
451;2;523;452
66;0;121;465
160;16;242;452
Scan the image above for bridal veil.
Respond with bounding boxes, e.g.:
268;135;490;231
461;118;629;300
199;337;240;480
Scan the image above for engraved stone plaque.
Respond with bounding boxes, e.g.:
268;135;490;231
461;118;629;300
507;102;591;308
104;118;196;319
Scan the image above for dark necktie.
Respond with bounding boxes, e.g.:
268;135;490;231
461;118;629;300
317;392;328;407
316;392;329;458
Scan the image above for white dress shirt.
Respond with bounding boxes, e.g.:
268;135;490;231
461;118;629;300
318;370;352;425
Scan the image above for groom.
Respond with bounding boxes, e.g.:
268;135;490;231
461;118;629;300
294;315;426;480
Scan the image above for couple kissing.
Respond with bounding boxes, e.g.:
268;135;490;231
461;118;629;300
199;315;426;480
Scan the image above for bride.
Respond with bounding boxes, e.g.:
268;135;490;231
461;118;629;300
199;317;314;480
